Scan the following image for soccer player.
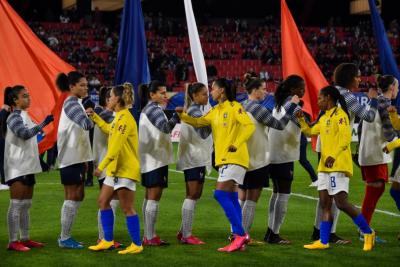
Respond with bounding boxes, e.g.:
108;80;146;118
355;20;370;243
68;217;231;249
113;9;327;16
300;85;375;251
176;82;212;245
176;78;255;252
265;75;304;244
312;63;378;243
240;77;300;238
92;86;121;246
3;85;53;251
88;84;143;254
138;81;179;246
358;75;398;241
56;71;94;249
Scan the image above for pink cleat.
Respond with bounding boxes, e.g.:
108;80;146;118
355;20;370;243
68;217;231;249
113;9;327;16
8;241;30;252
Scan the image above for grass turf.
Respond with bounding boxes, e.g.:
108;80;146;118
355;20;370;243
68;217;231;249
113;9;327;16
0;144;399;266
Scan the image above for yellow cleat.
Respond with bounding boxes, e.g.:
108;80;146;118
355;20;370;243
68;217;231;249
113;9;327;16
88;239;114;251
118;243;143;255
363;231;375;251
304;240;329;250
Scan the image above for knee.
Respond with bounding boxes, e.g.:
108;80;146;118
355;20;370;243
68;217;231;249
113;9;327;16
334;200;346;211
97;197;109;209
120;205;135;216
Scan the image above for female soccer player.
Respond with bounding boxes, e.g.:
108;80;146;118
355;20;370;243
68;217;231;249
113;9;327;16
240;77;300;237
358;75;398;238
176;82;212;245
88;84;143;254
265;75;304;244
2;85;53;251
299;85;375;251
56;71;94;249
177;78;255;252
92;86;121;245
139;81;179;246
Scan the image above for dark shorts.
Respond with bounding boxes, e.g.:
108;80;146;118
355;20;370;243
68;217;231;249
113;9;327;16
60;163;85;186
269;162;294;181
183;166;206;183
98;177;105;188
141;166;169;188
239;165;270;190
361;164;388;183
7;174;36;187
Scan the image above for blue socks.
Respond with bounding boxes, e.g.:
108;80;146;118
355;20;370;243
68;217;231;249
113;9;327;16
352;214;372;234
214;190;245;236
100;209;114;242
320;221;332;244
390;188;400;211
126;214;142;246
229;191;242;226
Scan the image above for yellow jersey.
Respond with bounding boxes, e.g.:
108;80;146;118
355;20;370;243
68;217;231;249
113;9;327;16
298;107;353;177
179;101;255;169
92;108;140;182
385;111;400;152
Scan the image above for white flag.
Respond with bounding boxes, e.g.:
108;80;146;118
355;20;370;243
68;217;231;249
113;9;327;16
183;0;208;86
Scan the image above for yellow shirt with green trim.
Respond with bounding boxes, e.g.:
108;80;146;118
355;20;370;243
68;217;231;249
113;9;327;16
179;100;255;169
92;108;140;182
298;107;353;177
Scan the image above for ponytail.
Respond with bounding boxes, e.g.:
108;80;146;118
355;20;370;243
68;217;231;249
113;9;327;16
214;78;235;102
184;82;206;110
275;75;304;112
56;71;85;92
112;83;134;108
138;80;166;111
320;85;349;119
377;74;396;93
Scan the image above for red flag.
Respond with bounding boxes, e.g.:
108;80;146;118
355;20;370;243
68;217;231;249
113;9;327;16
281;0;328;121
0;0;74;153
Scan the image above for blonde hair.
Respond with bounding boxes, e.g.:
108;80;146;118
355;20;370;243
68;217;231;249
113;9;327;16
113;83;134;108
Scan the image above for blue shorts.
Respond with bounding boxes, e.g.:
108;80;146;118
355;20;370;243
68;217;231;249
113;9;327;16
141;166;169;188
60;163;85;186
239;165;269;190
269;162;294;181
7;174;36;187
183;166;206;182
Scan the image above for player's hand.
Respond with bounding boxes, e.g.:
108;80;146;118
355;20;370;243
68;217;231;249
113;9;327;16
291;95;300;104
295;110;304;119
387;106;397;113
325;156;335;168
382;146;390;154
175;107;184;113
93;168;102;177
367;88;378;99
228;145;237;152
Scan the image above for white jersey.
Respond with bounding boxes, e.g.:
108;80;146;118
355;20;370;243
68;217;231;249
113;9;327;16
139;112;174;173
177;105;213;171
358;106;392;166
246;111;270;170
4;111;42;181
268;107;301;164
57;97;93;168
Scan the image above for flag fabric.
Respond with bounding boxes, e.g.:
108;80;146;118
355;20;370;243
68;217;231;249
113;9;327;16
0;0;74;153
368;0;400;106
115;0;150;116
183;0;208;86
281;0;328;121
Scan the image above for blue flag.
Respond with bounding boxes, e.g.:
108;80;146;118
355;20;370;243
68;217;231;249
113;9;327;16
115;0;150;118
368;0;400;105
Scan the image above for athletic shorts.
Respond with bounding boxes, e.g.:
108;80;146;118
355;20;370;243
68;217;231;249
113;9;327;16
141;166;168;188
103;176;136;191
98;177;105;188
269;162;294;181
361;164;388;183
60;163;85;186
183;166;206;182
6;174;35;187
318;172;349;195
217;164;246;185
239;165;269;190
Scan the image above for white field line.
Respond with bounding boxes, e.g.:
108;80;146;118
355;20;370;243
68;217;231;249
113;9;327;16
169;169;400;218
